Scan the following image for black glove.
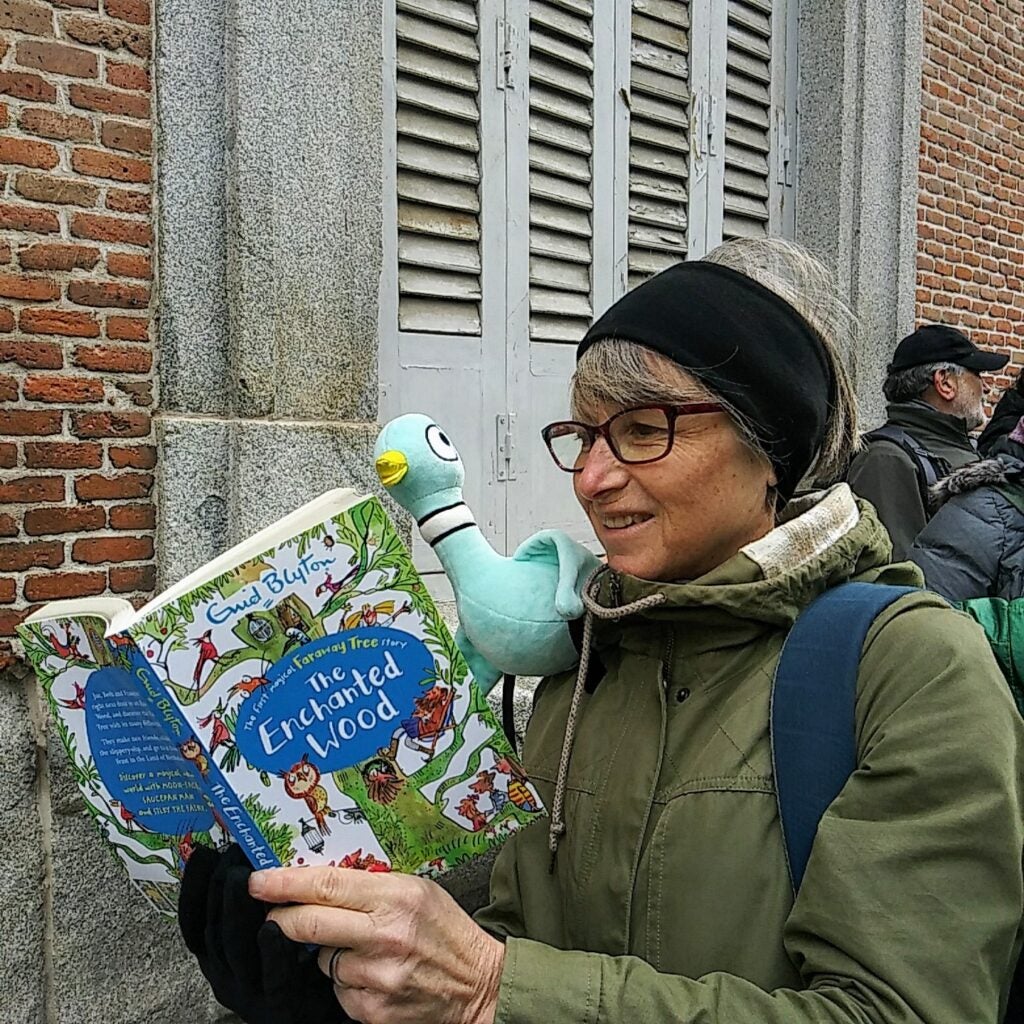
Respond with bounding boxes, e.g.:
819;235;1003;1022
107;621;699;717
178;844;346;1024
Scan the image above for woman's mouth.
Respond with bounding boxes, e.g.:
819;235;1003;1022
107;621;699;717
598;512;653;530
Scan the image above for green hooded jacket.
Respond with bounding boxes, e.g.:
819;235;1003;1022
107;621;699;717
959;597;1024;717
474;486;1024;1023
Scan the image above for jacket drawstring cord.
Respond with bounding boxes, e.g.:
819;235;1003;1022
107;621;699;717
548;565;667;872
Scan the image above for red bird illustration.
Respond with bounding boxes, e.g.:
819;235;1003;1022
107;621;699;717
178;832;196;864
198;701;234;753
58;680;86;711
46;623;84;661
340;848;391;872
228;673;269;700
191;629;219;692
110;800;140;832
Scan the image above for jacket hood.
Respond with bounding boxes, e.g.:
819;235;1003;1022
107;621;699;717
590;484;921;652
930;454;1024;510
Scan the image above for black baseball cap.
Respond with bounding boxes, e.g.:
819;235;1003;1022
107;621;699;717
889;324;1008;373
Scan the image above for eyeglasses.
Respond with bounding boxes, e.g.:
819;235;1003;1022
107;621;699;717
541;403;724;473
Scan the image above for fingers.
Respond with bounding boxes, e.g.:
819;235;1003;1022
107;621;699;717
250;864;398;912
178;844;219;956
267;901;375;951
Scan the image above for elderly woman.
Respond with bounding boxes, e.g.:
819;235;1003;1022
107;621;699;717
182;239;1024;1024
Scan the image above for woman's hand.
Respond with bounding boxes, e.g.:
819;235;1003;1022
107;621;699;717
250;866;505;1024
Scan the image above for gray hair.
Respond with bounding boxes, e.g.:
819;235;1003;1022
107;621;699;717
883;361;963;404
570;237;860;484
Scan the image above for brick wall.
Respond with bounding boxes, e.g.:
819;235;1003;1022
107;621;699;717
0;0;155;663
916;0;1024;393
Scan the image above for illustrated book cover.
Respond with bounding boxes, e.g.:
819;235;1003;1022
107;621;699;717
18;489;544;916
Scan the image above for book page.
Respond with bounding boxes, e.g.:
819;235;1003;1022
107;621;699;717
129;495;544;874
17;616;226;917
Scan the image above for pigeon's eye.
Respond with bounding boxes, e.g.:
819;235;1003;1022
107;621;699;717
425;425;459;462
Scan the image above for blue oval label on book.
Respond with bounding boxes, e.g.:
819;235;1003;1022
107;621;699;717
234;627;437;773
85;666;215;835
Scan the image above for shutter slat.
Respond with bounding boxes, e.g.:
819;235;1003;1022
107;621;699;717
628;0;689;285
529;0;594;343
396;4;481;335
724;0;773;241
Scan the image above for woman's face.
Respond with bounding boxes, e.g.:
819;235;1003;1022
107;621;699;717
572;367;777;583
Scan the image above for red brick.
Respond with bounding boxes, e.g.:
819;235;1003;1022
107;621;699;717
24;504;104;535
106;252;151;280
71;411;149;438
108;445;154;468
108;503;155;532
0;273;59;302
106;62;149;92
0;0;54;35
15;171;98;206
0;513;16;536
0;608;36;636
0;72;56;104
0;476;64;503
20;308;100;337
105;188;149;214
0;340;62;369
25;571;105;601
0;443;16;468
0;308;11;333
75;472;152;500
19;243;100;271
73;534;152;564
0;579;16;603
68;280;148;309
54;0;100;8
106;0;149;25
0;374;19;401
15;40;97;79
0;243;9;265
19;107;93;142
109;563;155;593
24;441;101;469
0;540;63;571
68;83;148;119
72;344;151;372
100;120;150;155
23;375;104;403
60;13;139;51
0;103;6;129
0;203;60;234
71;211;151;246
72;146;150;182
0;137;59;170
106;315;148;341
116;379;151;406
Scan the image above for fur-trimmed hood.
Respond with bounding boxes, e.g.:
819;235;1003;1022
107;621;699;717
930;454;1024;510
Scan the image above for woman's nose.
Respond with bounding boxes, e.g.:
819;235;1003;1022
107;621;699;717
574;438;628;499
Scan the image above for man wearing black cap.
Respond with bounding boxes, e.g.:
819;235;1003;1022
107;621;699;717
848;323;1008;559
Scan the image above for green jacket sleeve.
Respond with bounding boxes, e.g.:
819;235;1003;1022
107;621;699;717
847;444;926;560
491;604;1024;1024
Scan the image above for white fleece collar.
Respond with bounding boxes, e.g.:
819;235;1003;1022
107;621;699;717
741;484;861;578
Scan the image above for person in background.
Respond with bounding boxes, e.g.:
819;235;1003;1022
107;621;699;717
847;324;1007;559
179;240;1024;1024
979;366;1024;456
909;415;1024;602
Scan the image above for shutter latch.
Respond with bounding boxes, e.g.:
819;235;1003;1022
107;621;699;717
496;19;516;90
775;108;792;186
496;413;517;481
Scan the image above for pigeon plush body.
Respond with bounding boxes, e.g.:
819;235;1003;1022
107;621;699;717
374;414;599;693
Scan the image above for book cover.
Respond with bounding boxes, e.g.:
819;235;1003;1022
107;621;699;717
16;613;229;917
127;494;544;875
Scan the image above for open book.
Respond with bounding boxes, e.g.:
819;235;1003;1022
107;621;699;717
18;489;543;917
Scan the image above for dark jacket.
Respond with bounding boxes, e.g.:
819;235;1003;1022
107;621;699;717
847;399;979;559
979;387;1024;455
909;455;1024;601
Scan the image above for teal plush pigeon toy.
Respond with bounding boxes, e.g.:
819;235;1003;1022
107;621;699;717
374;414;600;694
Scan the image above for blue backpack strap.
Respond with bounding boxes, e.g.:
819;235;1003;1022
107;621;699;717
771;582;918;893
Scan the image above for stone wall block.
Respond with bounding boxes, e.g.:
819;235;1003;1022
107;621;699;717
0;661;45;1024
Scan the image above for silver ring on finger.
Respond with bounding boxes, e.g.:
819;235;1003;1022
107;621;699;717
328;946;348;987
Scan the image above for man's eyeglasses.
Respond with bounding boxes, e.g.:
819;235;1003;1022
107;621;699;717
541;403;724;473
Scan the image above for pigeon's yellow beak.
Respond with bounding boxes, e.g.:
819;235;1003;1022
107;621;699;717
375;450;409;487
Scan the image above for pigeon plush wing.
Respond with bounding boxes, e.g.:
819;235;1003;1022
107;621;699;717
512;529;600;618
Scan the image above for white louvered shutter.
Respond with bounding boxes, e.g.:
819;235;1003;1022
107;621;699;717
396;0;482;334
528;0;595;343
723;0;772;239
627;0;690;287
